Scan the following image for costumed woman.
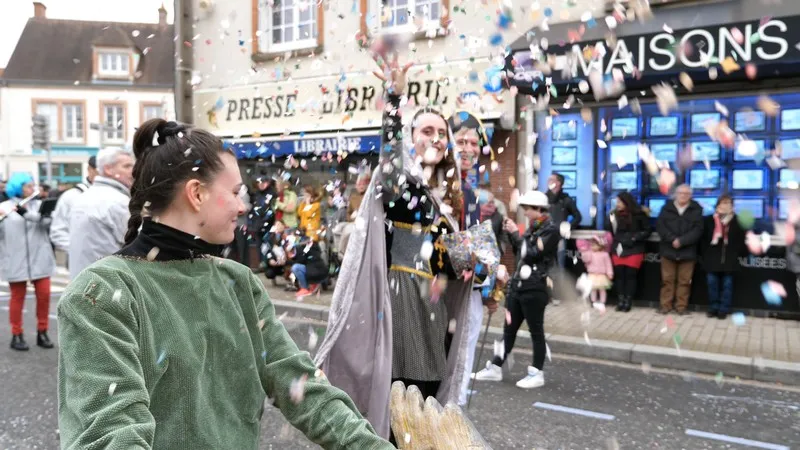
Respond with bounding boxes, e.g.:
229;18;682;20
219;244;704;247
314;44;476;440
57;119;392;449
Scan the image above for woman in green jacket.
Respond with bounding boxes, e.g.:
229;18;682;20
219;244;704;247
57;119;392;450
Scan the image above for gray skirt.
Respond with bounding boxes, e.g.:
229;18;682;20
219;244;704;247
388;269;448;381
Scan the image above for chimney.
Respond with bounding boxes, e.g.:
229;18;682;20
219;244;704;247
158;3;167;27
33;2;46;19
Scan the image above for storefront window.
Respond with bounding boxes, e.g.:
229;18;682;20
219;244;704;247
38;163;84;185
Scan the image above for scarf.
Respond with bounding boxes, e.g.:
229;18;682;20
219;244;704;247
711;213;733;245
531;214;550;231
675;201;689;216
480;201;497;222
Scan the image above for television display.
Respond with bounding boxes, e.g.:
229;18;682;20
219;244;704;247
691;112;721;134
780;138;800;160
552;120;578;140
734;198;765;219
561;171;577;189
732;169;765;190
552;146;577;165
781;108;800;131
778;198;791;220
734;110;766;132
611;171;638;191
651;143;678;162
695;197;717;215
690;141;721;162
779;169;800;188
689;169;722;190
648;198;667;217
612;117;639;138
649;116;679;137
609;143;639;166
734;139;766;161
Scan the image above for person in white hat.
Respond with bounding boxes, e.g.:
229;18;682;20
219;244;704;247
472;190;559;389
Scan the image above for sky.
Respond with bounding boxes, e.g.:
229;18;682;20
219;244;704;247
0;0;174;67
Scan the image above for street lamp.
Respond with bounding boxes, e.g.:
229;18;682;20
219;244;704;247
89;122;119;150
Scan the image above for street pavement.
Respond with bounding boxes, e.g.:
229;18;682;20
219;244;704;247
1;293;799;449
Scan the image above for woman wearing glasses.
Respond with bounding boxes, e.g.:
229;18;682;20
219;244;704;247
472;190;558;389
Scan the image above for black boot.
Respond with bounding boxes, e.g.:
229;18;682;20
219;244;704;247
37;331;54;349
624;296;633;312
10;334;29;351
616;297;625;312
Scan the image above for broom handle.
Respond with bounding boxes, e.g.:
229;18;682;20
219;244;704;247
467;310;494;410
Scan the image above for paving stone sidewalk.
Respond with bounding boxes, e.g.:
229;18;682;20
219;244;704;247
261;275;800;364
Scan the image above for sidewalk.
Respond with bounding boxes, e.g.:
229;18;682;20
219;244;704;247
261;275;800;385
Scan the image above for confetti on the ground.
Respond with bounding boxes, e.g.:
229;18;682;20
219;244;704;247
715;371;724;387
641;362;651;375
584;331;592;346
731;312;746;326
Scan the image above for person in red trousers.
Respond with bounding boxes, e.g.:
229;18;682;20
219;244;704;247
1;172;56;351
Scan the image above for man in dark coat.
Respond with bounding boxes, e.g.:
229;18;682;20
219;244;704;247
546;172;582;303
249;177;277;268
700;195;745;319
656;184;704;315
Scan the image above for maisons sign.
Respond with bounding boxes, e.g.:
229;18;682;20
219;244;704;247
194;61;506;137
508;15;800;91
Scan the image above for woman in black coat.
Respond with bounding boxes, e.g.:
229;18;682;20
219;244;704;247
700;194;745;319
604;192;651;312
290;235;328;298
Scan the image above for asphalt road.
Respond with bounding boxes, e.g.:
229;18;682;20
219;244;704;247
1;294;799;450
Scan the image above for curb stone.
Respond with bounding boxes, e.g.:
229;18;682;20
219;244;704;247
271;300;800;386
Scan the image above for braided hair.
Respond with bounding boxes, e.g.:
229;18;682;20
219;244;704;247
125;119;232;245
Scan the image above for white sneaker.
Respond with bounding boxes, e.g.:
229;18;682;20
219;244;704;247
471;361;503;381
516;366;545;389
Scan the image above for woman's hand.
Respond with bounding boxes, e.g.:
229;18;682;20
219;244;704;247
370;36;413;95
503;218;518;234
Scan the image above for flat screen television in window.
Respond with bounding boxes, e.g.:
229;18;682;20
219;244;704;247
734;139;766;162
734;198;765;219
609;143;639;166
690;112;721;134
611;171;639;191
695;197;717;215
780;138;800;159
731;169;765;190
651;143;678;162
780;108;800;131
560;171;577;189
648;198;667;217
690;141;721;162
551;146;577;165
649;116;679;137
779;169;800;188
552;120;578;140
689;169;722;190
611;117;639;138
779;198;791;220
734;110;766;132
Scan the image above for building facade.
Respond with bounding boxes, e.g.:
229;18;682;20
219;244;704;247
190;0;603;212
0;2;174;188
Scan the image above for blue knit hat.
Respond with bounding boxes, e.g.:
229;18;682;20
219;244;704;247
5;173;34;199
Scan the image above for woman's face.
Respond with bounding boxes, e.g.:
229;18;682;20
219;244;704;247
717;199;733;215
455;129;480;169
523;205;542;221
616;197;626;211
197;153;246;245
21;183;35;198
413;113;448;165
303;189;313;201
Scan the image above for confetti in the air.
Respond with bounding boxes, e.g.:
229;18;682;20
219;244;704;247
146;247;160;261
108;382;117;396
290;374;309;404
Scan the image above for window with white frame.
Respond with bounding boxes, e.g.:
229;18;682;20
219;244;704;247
258;0;318;52
35;102;58;143
103;104;125;141
62;104;84;141
98;52;130;77
142;104;164;122
377;0;441;31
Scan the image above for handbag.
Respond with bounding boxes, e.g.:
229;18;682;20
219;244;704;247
440;220;502;275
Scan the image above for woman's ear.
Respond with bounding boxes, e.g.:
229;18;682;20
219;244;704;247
184;179;206;212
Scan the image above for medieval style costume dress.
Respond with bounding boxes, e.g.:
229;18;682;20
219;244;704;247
315;94;474;439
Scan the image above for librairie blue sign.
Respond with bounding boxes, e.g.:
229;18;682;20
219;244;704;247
227;134;382;159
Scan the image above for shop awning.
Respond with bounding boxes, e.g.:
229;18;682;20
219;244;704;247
505;14;800;98
225;133;381;160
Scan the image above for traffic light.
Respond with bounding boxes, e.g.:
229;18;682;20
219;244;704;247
32;114;49;149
